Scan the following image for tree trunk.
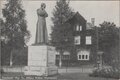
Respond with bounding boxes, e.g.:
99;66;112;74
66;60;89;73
10;49;13;66
59;54;62;67
0;30;1;79
59;49;63;67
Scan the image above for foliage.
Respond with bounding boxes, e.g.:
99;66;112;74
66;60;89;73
98;21;119;51
12;47;27;65
89;67;120;79
0;18;4;30
98;21;119;65
1;0;30;65
0;68;4;73
90;21;120;78
51;0;74;52
51;0;74;67
91;21;119;65
2;0;30;48
88;27;98;63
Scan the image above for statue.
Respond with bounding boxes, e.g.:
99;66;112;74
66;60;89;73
35;3;48;45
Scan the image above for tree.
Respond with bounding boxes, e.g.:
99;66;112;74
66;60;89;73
98;21;119;65
51;0;74;67
2;0;30;66
0;18;4;67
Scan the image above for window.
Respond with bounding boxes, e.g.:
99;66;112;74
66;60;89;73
77;50;90;60
79;55;81;59
86;36;92;45
78;54;89;60
86;55;88;59
76;25;79;31
76;25;82;31
80;25;82;31
82;55;84;59
74;36;80;45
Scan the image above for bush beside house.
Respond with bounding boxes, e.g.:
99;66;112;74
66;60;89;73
89;67;120;79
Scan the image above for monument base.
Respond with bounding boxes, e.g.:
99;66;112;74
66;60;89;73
24;66;58;76
24;45;58;76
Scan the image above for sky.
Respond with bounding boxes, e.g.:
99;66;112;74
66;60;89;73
0;0;119;45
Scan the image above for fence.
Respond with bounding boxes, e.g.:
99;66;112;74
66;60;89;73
2;66;25;73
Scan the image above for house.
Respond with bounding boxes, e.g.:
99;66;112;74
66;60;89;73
55;12;95;66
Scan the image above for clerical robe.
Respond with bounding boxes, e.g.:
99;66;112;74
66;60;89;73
35;8;48;44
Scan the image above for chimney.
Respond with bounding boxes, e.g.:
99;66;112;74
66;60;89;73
91;18;95;27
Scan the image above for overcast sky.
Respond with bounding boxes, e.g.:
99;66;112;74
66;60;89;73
0;1;119;45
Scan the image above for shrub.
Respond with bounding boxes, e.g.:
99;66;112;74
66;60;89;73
0;68;4;73
89;67;120;79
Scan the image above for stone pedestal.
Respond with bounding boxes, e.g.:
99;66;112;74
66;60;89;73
24;45;58;76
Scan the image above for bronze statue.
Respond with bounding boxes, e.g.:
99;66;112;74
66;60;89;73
35;3;48;45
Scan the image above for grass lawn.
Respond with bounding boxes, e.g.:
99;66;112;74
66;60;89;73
1;72;119;80
58;73;119;80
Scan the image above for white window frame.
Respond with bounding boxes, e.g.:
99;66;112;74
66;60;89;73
74;36;81;45
77;50;90;60
79;55;81;59
86;55;88;59
76;25;82;31
86;36;92;45
80;25;82;31
78;54;89;60
76;25;79;31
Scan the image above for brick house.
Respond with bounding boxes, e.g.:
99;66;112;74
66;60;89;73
55;12;95;66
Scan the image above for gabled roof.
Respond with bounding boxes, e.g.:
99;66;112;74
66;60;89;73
65;12;86;24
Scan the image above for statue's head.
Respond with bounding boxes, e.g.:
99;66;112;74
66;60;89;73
41;3;46;10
